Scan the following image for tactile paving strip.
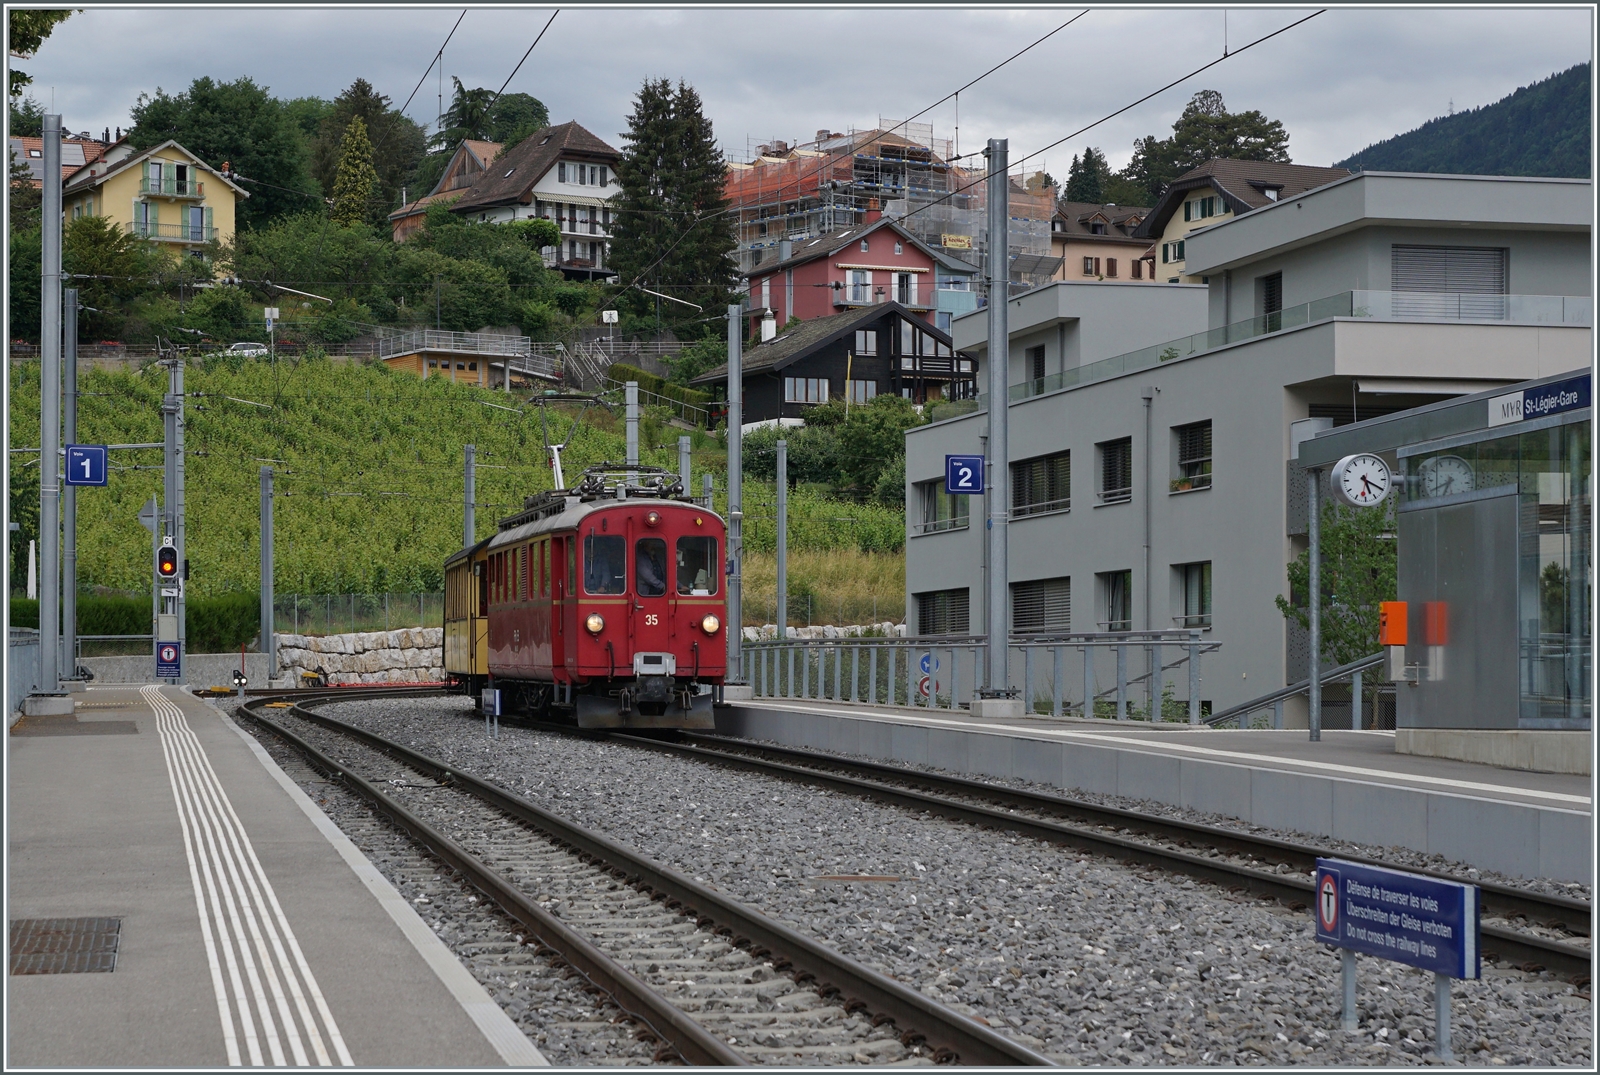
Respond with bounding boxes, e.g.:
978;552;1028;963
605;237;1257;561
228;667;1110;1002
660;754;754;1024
9;917;122;975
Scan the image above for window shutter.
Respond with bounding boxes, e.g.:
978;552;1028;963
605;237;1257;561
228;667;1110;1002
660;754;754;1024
203;206;213;239
148;200;159;228
558;162;566;182
1012;577;1070;633
1176;240;1184;260
1391;245;1508;317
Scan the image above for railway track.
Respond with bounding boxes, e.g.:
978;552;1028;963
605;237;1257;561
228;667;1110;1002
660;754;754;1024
241;693;1053;1067
608;732;1593;984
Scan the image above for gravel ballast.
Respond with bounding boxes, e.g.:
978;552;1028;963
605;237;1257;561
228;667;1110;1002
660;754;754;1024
320;698;1593;1067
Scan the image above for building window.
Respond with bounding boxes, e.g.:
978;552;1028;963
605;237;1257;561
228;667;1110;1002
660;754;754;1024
1090;221;1107;235
1259;271;1283;331
1100;570;1132;631
1174;421;1212;491
1012;577;1070;634
1026;345;1046;383
1012;450;1069;517
1097;437;1132;504
1178;561;1212;628
917;588;970;635
894;272;915;305
936;311;951;332
1105;257;1117;278
918;480;969;534
1082;256;1099;276
1131;259;1143;280
860;238;870;252
854;329;878;355
784;376;828;404
938;277;969;291
894;241;903;255
847;379;877;404
849;269;872;303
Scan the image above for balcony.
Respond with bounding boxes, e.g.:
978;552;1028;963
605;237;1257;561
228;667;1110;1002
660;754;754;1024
140;177;204;198
125;221;217;243
1001;290;1593;404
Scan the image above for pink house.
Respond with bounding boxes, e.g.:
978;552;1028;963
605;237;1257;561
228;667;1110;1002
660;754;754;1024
744;210;976;327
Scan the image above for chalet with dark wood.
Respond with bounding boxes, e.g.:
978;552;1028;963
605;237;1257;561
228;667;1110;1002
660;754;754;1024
743;212;979;327
389;139;503;242
691;302;976;425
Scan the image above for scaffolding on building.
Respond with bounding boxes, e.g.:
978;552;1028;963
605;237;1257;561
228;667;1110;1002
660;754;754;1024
724;122;1056;289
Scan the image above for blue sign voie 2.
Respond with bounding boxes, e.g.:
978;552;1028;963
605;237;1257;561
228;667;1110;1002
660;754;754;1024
64;444;109;486
1315;857;1479;979
945;454;984;495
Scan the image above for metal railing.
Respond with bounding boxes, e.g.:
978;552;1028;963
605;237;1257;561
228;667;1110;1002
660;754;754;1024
273;593;443;637
139;177;203;197
741;630;1221;722
601;376;709;426
125;221;217;243
8;628;40;717
1205;651;1386;729
379;329;532;359
989;290;1595;406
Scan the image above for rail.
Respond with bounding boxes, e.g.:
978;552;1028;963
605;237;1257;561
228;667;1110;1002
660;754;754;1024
245;691;1053;1066
741;630;1222;723
1205;651;1386;728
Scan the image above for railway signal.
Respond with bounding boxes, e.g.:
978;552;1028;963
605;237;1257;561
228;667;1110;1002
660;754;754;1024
157;543;180;580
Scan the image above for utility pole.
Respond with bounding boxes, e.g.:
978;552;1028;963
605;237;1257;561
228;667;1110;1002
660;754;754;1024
63;288;79;680
463;444;476;548
776;439;788;637
724;304;745;687
976;137;1017;715
38;114;62;693
625;380;639;482
161;348;187;681
1308;468;1323;741
677;435;692;495
260;466;275;681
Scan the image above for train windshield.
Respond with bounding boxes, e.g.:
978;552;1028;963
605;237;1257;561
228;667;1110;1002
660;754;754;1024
583;534;626;594
676;537;718;595
635;538;667;597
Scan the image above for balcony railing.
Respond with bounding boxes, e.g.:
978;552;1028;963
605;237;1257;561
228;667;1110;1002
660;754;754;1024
996;290;1594;405
125;221;217;243
140;177;204;197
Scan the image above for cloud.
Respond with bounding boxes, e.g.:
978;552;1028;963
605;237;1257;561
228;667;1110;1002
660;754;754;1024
19;5;1591;178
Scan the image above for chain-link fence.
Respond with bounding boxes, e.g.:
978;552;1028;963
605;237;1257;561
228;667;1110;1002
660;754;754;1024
274;594;443;637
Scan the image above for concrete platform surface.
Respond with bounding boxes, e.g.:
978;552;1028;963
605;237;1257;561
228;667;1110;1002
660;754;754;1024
7;685;544;1068
722;700;1592;883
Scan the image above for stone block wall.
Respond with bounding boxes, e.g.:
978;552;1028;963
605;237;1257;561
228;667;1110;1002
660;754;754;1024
275;628;444;685
740;622;906;642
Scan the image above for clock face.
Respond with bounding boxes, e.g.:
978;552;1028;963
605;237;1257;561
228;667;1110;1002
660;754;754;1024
1417;454;1475;498
1333;453;1391;507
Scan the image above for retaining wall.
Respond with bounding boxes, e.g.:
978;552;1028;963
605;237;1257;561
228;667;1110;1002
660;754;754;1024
275;628;443;685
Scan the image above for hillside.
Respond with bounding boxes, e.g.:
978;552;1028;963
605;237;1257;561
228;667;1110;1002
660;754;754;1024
1336;64;1590;178
8;356;905;601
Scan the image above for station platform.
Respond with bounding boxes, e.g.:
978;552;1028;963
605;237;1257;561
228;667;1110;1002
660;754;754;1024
6;685;545;1068
718;700;1592;883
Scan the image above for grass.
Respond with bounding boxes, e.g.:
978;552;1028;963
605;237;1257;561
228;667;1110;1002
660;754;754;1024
740;548;904;627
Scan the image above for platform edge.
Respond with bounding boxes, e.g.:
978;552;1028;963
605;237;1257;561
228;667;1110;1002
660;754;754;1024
212;698;550;1068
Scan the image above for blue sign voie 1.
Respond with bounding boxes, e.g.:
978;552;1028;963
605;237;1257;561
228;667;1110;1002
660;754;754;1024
945;454;984;495
156;641;182;680
1315;857;1479;979
1488;373;1590;428
64;444;109;486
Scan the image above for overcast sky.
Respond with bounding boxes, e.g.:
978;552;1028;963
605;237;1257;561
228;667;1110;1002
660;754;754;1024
16;5;1594;179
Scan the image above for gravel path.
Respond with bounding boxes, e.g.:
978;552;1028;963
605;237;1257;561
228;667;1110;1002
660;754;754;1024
320;698;1593;1067
243;716;665;1066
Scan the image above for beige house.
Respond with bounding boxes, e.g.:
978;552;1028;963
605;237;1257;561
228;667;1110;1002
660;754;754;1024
61;138;245;256
1050;201;1157;283
1132;160;1349;284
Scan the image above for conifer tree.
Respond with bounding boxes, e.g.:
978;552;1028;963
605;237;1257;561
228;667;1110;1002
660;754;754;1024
1063;147;1109;203
330;115;379;228
609;78;736;334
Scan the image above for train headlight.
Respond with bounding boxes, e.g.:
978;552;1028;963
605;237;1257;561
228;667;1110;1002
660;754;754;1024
644;510;661;527
700;614;720;635
585;613;605;635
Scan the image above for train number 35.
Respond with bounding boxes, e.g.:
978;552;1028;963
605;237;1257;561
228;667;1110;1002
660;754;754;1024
644;614;659;626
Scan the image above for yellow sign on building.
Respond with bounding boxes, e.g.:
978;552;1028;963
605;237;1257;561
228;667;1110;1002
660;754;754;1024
941;234;972;250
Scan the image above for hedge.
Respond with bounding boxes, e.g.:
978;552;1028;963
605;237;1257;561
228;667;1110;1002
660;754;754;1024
9;593;260;652
609;363;712;411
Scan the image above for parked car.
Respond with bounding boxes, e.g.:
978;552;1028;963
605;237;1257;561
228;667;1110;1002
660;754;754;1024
227;342;269;357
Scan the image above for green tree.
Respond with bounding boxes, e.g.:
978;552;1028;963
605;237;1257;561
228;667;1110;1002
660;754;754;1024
835;394;925;494
1275;499;1397;670
9;8;75;98
1114;90;1292;204
1063;147;1109;203
129;77;321;229
432;76;495;148
8;93;44;135
329;115;379;228
309;79;427;224
62;214;163;341
609;79;736;334
8;221;41;343
662;336;726;385
487;92;550;150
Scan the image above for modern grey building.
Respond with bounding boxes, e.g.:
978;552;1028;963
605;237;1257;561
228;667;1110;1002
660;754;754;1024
904;171;1591;715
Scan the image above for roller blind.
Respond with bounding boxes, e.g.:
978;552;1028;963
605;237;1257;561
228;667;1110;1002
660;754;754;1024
1012;577;1070;633
917;588;970;635
1392;245;1508;319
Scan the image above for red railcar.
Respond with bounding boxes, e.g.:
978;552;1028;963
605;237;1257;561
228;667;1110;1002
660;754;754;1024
477;468;725;729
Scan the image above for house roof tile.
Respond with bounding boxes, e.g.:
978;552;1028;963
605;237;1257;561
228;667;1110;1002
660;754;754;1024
690;301;952;386
1132;159;1351;238
448;121;619;212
